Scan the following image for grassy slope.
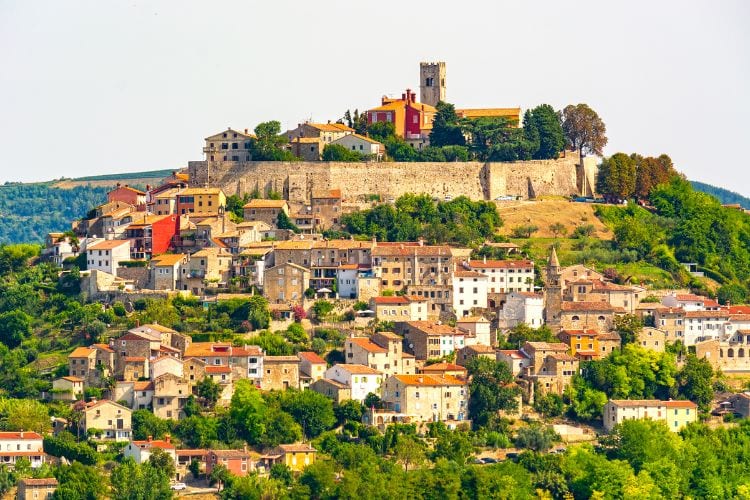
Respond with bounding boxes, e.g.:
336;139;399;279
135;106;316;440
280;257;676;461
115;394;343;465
495;199;611;239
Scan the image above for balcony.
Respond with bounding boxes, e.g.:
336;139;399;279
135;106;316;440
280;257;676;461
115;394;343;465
203;147;217;153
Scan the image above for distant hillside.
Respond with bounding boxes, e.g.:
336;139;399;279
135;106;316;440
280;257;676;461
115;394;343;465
691;180;750;209
51;168;175;189
0;183;109;244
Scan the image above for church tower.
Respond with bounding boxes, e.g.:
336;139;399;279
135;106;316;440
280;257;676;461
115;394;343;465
544;246;563;330
420;62;446;107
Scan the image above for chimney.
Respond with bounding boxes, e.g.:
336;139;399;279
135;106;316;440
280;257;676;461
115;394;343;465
401;92;406;101
165;434;171;444
244;128;249;134
147;435;153;442
116;182;121;188
417;376;423;383
483;255;487;264
411;91;416;102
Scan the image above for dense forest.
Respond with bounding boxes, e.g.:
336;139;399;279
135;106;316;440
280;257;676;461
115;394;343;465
691;180;750;209
0;183;109;244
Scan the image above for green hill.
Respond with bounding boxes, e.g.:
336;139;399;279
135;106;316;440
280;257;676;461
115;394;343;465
691;180;750;209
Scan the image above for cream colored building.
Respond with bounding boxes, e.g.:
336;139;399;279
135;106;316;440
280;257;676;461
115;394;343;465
371;295;428;321
185;247;233;295
52;376;84;401
177;187;227;217
637;328;667;352
243;199;290;228
203;128;255;162
81;400;132;441
603;399;697;432
344;332;415;378
380;374;468;423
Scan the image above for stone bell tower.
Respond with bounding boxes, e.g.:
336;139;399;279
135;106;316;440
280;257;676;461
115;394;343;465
544;246;563;330
419;62;446;107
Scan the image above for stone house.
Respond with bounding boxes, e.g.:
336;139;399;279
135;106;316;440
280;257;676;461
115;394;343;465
380;374;468;423
653;307;687;344
122;357;149;382
285;121;353;145
68;347;97;384
263;262;310;304
288;137;322;161
310;189;342;229
108;184;146;208
184;247;233;295
149;253;188;290
153;373;191;420
399;321;467;360
496;350;532;377
456;344;496;367
519;342;578;396
498;292;545;329
261;356;300;391
310;378;352;403
344;332;415;378
636;328;667;352
602;399;697;432
371;295;428;322
564;279;642;314
695;333;750;373
151;356;184;380
559;264;604;287
16;477;58;499
559;301;623;333
80;400;132;441
242;200;289;229
114;380;154;410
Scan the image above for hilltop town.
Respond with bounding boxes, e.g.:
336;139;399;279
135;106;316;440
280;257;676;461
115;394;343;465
3;62;750;498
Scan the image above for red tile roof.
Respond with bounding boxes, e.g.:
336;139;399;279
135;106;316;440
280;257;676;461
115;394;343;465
298;351;326;364
0;432;43;440
348;337;387;353
466;259;533;269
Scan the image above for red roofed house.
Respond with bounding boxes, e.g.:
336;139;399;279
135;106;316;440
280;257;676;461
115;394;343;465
123;435;176;465
559;301;624;333
399;321;467;360
79;400;132;441
419;362;468;379
371;295;428;322
124;214;179;260
86;239;131;276
108;184;146;210
17;477;58;499
496;350;532;376
0;431;45;469
298;351;327;386
311;189;343;230
367;89;436;149
380;374;468;423
324;364;383;402
206;448;256;477
345;332;415;378
52;376;84;401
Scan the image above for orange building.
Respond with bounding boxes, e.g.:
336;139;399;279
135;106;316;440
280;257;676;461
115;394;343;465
367;89;436;147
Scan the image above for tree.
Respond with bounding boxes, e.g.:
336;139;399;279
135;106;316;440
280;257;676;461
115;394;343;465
466;357;521;427
261;408;303;447
549;222;567;238
510;225;539;238
515;424;559;452
53;462;105;500
209;463;230;492
524;104;565;160
249;121;297;161
173;415;218;448
717;283;747;305
312;300;334;319
334;400;364;425
0;310;32;348
676;354;714;411
280;390;335;439
270;463;293;486
430;101;465;147
533;392;564;418
561;103;608;161
277;211;301;233
298;460;336;499
229;380;268;444
188;458;202;480
131;410;171;441
322;144;363;162
284;322;308;344
0;398;50;433
148;447;176;479
613;314;643;346
394;435;426;471
597;153;636;201
196;377;222;408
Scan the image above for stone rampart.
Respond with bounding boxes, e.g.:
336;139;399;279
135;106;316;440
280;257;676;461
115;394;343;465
188;152;596;203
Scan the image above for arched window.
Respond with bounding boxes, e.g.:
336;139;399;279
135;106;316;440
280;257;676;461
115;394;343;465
728;348;735;358
572;315;580;322
739;348;745;358
720;349;724;358
598;315;606;322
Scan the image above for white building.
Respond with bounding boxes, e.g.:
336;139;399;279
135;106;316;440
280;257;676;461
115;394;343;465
329;133;384;159
662;292;721;312
452;270;488;318
86;239;131;276
456;316;492;345
684;310;731;345
498;292;545;328
336;264;359;299
464;259;535;297
0;431;45;469
325;364;383;402
123;436;177;465
150;356;184;380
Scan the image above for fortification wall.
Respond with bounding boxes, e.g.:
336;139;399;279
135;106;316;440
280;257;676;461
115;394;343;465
188;153;593;203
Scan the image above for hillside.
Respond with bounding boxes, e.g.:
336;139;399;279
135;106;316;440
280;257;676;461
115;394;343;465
0;183;110;244
494;199;611;239
51;168;174;189
691;180;750;209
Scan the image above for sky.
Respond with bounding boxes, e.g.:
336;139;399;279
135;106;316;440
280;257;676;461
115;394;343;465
1;0;748;195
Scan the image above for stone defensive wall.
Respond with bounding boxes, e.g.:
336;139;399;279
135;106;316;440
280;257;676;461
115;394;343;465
188;153;598;204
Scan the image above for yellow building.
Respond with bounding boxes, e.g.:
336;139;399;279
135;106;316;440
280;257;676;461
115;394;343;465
263;443;316;472
177;187;226;217
603;399;697;432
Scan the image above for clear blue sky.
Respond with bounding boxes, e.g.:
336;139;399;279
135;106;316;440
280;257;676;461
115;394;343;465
1;0;748;195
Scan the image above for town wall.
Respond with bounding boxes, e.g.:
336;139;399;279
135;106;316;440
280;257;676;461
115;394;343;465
188;152;597;203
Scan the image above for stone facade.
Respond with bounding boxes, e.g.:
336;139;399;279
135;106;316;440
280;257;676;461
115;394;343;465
188;154;598;204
